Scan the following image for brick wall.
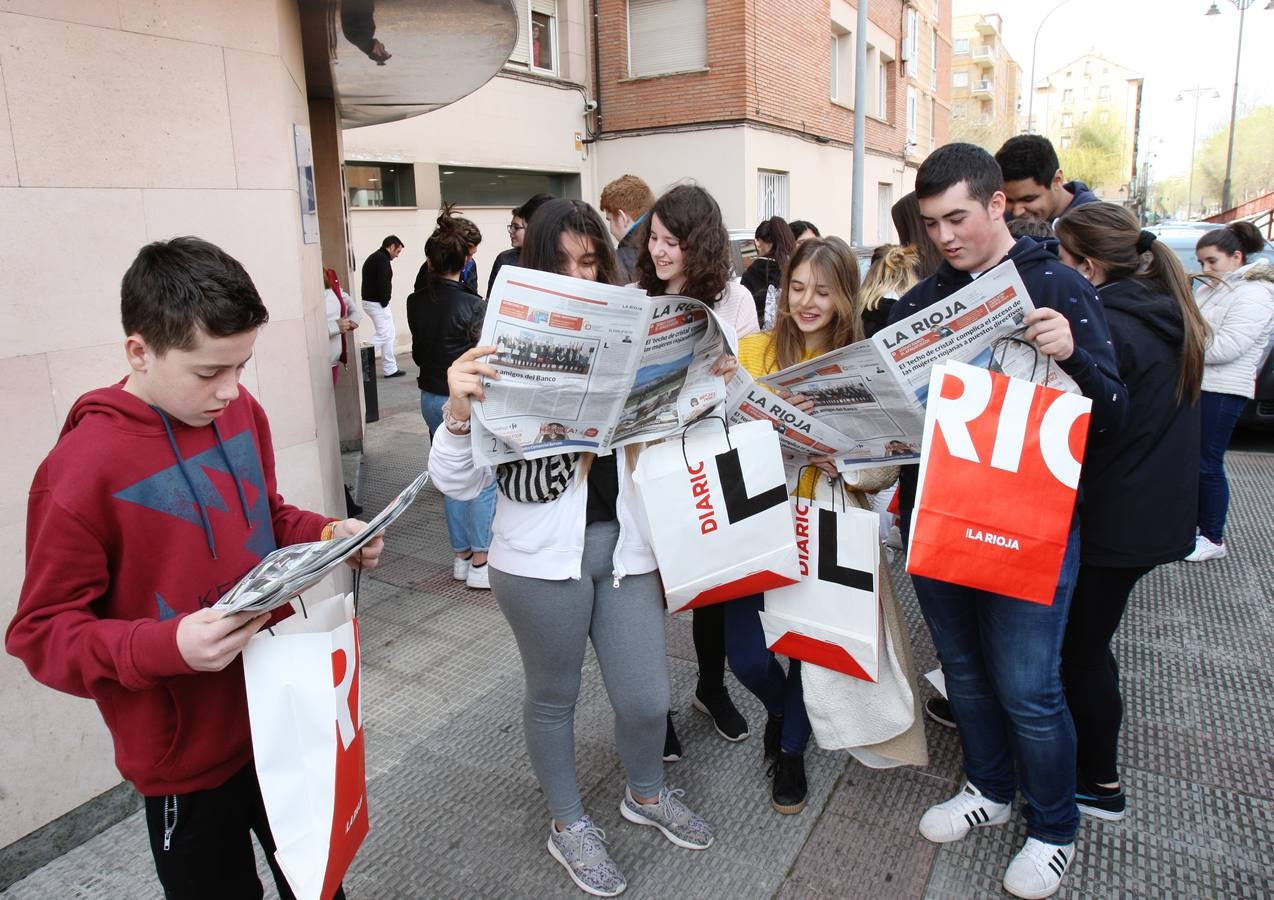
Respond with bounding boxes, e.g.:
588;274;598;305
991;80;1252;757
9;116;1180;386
597;0;911;157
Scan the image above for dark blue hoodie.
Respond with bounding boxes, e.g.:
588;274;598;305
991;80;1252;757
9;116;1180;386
887;235;1127;527
1061;180;1099;216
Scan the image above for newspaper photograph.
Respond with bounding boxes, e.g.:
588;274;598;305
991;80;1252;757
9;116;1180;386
723;370;853;460
214;470;431;615
472;266;735;465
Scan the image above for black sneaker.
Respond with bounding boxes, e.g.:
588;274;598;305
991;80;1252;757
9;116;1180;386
763;714;783;767
692;686;749;741
769;750;807;814
1075;779;1126;822
662;712;682;763
925;696;956;729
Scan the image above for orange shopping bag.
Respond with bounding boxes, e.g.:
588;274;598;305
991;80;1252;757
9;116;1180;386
906;360;1091;605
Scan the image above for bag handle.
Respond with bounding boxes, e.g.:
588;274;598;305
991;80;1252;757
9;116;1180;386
795;463;845;513
990;327;1053;384
680;413;731;472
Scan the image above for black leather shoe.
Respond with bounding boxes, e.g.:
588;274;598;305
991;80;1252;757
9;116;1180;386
692;685;749;741
770;750;807;814
384;369;407;378
662;712;682;762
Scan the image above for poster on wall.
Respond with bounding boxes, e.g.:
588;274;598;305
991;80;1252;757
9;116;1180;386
294;123;319;244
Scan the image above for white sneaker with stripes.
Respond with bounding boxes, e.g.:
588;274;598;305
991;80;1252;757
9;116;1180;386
918;781;1011;843
1003;838;1075;899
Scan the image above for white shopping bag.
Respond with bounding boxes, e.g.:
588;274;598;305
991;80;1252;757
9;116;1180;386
632;416;800;613
759;481;883;682
243;593;369;900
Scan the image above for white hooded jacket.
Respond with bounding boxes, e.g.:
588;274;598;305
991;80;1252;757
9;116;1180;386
1196;260;1274;398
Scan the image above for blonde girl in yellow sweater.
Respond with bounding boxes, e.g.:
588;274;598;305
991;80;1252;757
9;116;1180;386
730;236;867;814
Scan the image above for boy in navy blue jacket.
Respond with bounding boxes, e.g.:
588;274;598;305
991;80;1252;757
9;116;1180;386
889;144;1125;900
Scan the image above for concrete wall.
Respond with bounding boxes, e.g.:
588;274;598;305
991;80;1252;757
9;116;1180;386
0;0;343;847
344;73;595;355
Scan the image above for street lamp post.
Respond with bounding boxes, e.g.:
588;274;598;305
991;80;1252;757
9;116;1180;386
1207;0;1272;213
1026;0;1077;133
1178;86;1218;219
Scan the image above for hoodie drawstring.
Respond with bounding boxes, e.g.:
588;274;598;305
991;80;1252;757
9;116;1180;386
212;422;252;525
154;407;218;560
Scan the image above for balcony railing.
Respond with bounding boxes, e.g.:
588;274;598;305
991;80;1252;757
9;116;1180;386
971;79;994;97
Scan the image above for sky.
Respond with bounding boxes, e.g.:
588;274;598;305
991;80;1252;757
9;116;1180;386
952;0;1274;178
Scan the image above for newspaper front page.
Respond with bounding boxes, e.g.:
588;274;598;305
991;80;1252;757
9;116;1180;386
472;267;734;465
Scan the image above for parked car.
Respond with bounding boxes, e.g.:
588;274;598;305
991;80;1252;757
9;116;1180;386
1148;221;1274;430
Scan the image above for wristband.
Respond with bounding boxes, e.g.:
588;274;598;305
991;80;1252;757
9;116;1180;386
320;520;340;541
442;402;471;435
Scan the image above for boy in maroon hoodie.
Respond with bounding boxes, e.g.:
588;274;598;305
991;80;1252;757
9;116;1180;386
7;237;383;899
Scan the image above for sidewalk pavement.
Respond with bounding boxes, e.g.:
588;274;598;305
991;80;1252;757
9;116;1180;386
6;374;1271;899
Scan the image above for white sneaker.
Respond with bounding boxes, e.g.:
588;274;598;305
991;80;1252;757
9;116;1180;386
1003;838;1074;899
465;563;491;590
918;782;1011;843
452;556;471;580
1184;535;1227;562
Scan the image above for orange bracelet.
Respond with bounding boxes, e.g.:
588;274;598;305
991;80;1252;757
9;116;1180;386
320;520;340;541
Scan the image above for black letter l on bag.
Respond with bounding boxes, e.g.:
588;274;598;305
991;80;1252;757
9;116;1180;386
717;449;788;524
817;509;874;592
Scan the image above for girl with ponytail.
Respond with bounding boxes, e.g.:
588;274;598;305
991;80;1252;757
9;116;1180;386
858;244;920;338
1185;220;1274;561
408;205;496;588
1052;201;1208;821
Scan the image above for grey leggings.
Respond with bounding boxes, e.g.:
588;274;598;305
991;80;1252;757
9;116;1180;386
491;521;670;824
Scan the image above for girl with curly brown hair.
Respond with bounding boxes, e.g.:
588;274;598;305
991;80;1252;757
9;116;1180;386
633;183;759;763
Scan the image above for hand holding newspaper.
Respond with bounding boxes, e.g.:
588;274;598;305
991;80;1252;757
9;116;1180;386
471;266;738;465
213;470;431;615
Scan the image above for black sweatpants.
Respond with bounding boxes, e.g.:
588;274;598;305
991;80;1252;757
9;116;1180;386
144;762;347;900
1059;563;1152;785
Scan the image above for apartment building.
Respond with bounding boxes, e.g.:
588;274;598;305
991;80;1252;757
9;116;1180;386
1032;53;1144;198
949;13;1020;150
347;0;953;330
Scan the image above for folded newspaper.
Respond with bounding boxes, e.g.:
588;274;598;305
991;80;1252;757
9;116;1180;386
213;470;431;615
752;258;1078;471
471;266;739;465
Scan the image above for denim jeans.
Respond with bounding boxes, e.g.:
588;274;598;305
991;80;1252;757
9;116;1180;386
912;524;1082;845
420;391;496;553
1197;390;1247;543
722;594;811;754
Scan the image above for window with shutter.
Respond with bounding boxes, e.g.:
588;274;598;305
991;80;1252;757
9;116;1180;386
758;171;790;220
628;0;707;78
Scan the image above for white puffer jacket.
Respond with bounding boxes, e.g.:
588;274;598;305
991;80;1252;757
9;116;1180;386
1196;260;1274;398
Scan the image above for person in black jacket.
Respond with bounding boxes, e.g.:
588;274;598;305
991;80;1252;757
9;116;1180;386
890;144;1126;900
995;135;1100;224
409;207;495;589
361;235;405;377
740;217;796;327
487;193;555;298
1052;203;1207;824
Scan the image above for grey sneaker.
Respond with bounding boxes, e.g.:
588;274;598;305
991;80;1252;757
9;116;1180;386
619;786;714;850
546;816;627;897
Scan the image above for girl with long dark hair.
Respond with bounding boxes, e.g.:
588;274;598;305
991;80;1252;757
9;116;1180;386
429;199;714;897
1184;221;1274;561
1053;202;1208;820
740;216;798;327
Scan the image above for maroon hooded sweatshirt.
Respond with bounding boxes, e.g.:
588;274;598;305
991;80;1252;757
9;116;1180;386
7;384;329;796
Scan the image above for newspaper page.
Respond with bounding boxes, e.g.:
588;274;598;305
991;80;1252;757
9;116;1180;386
758;340;927;469
611;298;735;446
757;260;1076;470
871;259;1077;402
472;267;737;464
724;369;855;460
214;470;431;615
473;266;652;465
